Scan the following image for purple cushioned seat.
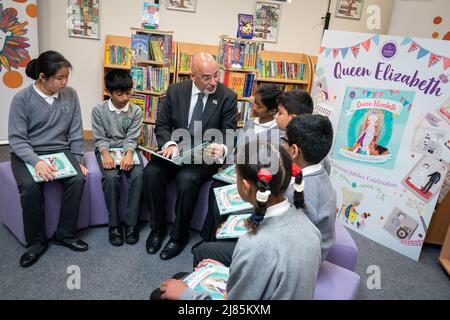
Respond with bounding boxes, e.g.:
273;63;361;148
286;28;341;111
83;151;150;226
0;161;90;246
84;151;211;231
325;219;359;271
314;261;360;300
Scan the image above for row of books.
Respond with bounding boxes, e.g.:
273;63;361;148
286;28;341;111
141;123;158;150
178;52;217;72
104;45;131;67
218;40;262;70
130;65;170;92
131;33;173;63
130;94;164;122
220;70;255;98
258;60;307;81
237;100;253;127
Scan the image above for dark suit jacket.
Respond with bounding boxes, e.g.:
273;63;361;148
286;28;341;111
155;80;238;149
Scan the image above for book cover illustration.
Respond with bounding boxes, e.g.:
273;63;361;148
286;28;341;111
237;14;254;40
436;97;450;125
331;87;414;170
410;126;446;159
383;207;419;242
183;262;229;300
26;153;78;183
131;34;149;61
216;213;251;239
213;164;237;184
142;2;160;29
102;148;140;166
214;184;253;216
402;155;449;203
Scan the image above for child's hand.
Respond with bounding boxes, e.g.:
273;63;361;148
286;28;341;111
79;164;89;177
35;160;57;181
160;279;188;300
215;222;226;237
195;259;224;271
120;150;134;171
101;151;115;170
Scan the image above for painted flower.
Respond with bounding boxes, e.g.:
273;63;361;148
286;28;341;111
0;4;31;72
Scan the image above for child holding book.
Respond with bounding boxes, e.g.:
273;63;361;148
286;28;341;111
155;141;322;300
192;84;282;250
283;114;336;260
92;69;143;246
8;51;89;268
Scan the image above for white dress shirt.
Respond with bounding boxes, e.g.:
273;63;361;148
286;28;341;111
33;84;59;106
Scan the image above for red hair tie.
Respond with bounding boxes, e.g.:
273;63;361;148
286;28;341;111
257;168;272;183
292;163;302;177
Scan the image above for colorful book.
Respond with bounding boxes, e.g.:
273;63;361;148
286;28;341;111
213;165;237;184
131;34;149;60
142;2;160;29
237;14;254;39
102;148;140;166
26;153;78;183
138;141;210;166
183;262;229;300
214;184;253;216
216;213;251;239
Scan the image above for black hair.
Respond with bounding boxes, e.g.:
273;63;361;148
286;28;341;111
236;141;293;234
105;69;133;93
293;168;306;210
25;51;72;81
255;84;283;112
286;114;333;165
276;90;313;115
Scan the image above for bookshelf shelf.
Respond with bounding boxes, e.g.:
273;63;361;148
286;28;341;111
132;89;167;96
219;66;257;73
134;59;169;66
143;120;156;125
131;27;174;35
104;64;131;70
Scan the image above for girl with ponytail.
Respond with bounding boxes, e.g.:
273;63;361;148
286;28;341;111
157;141;322;300
8;50;89;268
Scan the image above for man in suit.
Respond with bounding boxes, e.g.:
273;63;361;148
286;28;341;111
143;53;238;260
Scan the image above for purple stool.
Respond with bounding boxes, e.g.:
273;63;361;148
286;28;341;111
0;161;90;246
326;220;359;271
314;261;360;300
85;151;211;231
83;151;150;226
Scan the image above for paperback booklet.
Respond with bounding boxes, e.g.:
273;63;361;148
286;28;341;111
102;148;140;166
237;13;254;39
26;153;78;183
214;184;253;216
142;2;160;29
138;141;210;166
213;164;237;184
183;262;229;300
216;213;251;239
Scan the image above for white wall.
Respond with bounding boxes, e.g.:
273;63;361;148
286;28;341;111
37;0;394;131
389;0;450;39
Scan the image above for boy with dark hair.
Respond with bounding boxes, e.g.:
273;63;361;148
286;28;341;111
275;90;314;132
92;69;143;246
284;114;336;260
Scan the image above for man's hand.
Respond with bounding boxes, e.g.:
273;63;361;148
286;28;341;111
35;160;57;182
101;150;115;170
160;279;188;300
159;145;179;159
79;164;89;176
203;143;225;160
120;150;135;171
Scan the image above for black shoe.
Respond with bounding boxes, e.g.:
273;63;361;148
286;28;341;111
146;228;166;254
53;235;89;252
191;239;205;254
160;238;188;260
20;243;48;268
109;226;124;246
125;225;139;245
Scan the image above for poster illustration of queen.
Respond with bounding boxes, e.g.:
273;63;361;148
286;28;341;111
331;87;414;170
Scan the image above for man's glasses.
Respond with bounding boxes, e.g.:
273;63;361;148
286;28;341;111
280;136;289;145
199;73;219;82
